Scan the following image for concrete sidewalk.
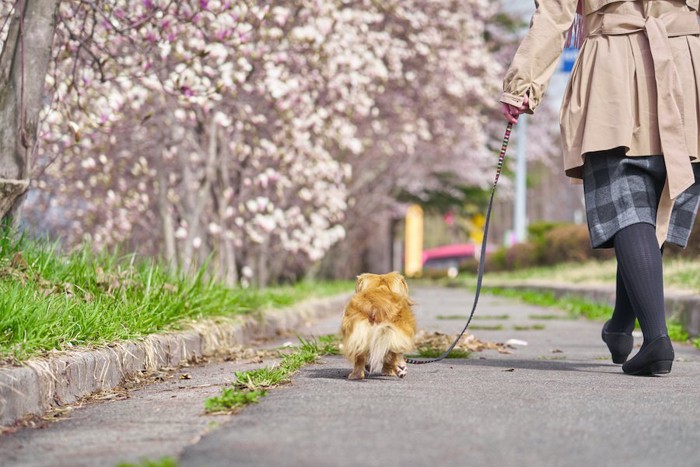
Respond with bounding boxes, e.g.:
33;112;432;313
178;285;700;467
1;285;699;467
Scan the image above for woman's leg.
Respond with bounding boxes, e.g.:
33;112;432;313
607;265;636;334
613;222;667;344
615;223;673;375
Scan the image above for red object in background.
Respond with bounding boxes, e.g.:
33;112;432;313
443;212;455;226
422;243;475;266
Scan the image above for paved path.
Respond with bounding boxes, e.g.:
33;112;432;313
2;286;700;467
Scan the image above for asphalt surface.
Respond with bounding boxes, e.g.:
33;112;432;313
2;286;700;467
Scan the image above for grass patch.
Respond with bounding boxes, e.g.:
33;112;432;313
473;314;510;320
435;314;510;321
408;347;471;359
528;313;572;320
485;288;695;343
467;324;504;331
204;388;267;413
468;257;700;294
448;258;700;340
484;287;612;321
512;324;546;331
0;233;351;362
205;336;337;414
116;457;178;467
479;260;618;285
316;334;342;356
667;320;690;343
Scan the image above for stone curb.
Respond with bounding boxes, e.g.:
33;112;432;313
0;293;350;427
488;282;700;337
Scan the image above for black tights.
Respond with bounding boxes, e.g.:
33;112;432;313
607;223;668;344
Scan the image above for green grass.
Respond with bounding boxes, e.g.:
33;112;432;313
436;314;469;320
484;287;612;321
204;388;267;413
116;457;178;467
478;257;700;294
205;336;337;414
0;233;352;362
474;314;510;320
479;260;617;285
667;320;689;343
467;324;505;331
436;314;510;320
496;288;700;348
528;313;573;320
513;324;546;331
408;347;471;359
485;287;700;349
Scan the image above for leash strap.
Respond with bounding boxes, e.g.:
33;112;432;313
406;122;513;365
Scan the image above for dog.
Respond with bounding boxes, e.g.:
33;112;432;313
340;272;417;380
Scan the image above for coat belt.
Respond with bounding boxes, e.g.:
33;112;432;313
588;11;700;244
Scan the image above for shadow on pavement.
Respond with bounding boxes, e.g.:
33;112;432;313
305;366;349;380
441;357;620;374
305;366;421;381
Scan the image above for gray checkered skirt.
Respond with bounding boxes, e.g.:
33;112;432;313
583;150;700;249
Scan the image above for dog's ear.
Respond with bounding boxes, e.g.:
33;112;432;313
386;271;409;296
355;274;368;293
398;275;409;296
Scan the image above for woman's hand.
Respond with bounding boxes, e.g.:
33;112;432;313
501;94;530;124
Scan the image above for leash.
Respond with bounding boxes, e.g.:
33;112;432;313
406;122;513;364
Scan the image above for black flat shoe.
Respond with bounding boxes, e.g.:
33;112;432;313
601;320;634;364
622;335;674;376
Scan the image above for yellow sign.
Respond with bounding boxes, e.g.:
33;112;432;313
470;213;485;244
404;204;423;277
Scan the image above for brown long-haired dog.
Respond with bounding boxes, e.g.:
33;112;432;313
341;272;417;380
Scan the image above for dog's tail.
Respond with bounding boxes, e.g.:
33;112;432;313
366;323;414;374
343;321;414;374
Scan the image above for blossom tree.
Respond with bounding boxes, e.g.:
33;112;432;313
320;0;504;276
21;0;509;285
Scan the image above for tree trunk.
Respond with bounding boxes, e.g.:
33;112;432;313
0;0;60;221
181;118;218;273
158;170;177;269
214;132;238;285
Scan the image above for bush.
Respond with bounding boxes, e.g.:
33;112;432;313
542;224;592;264
458;257;480;274
483;223;613;272
485;247;508;272
528;221;566;243
527;221;563;264
483;242;539;271
504;242;540;269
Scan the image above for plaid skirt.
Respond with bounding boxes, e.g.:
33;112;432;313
583;149;700;249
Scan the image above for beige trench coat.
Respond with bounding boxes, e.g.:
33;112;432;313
500;0;700;245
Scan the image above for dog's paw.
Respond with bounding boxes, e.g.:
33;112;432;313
348;370;365;380
396;363;407;378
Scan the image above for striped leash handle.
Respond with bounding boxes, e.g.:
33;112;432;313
406;122;514;365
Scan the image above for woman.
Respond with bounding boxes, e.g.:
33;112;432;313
500;0;700;376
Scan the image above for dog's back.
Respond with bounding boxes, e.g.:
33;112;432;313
346;288;407;324
341;273;417;376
